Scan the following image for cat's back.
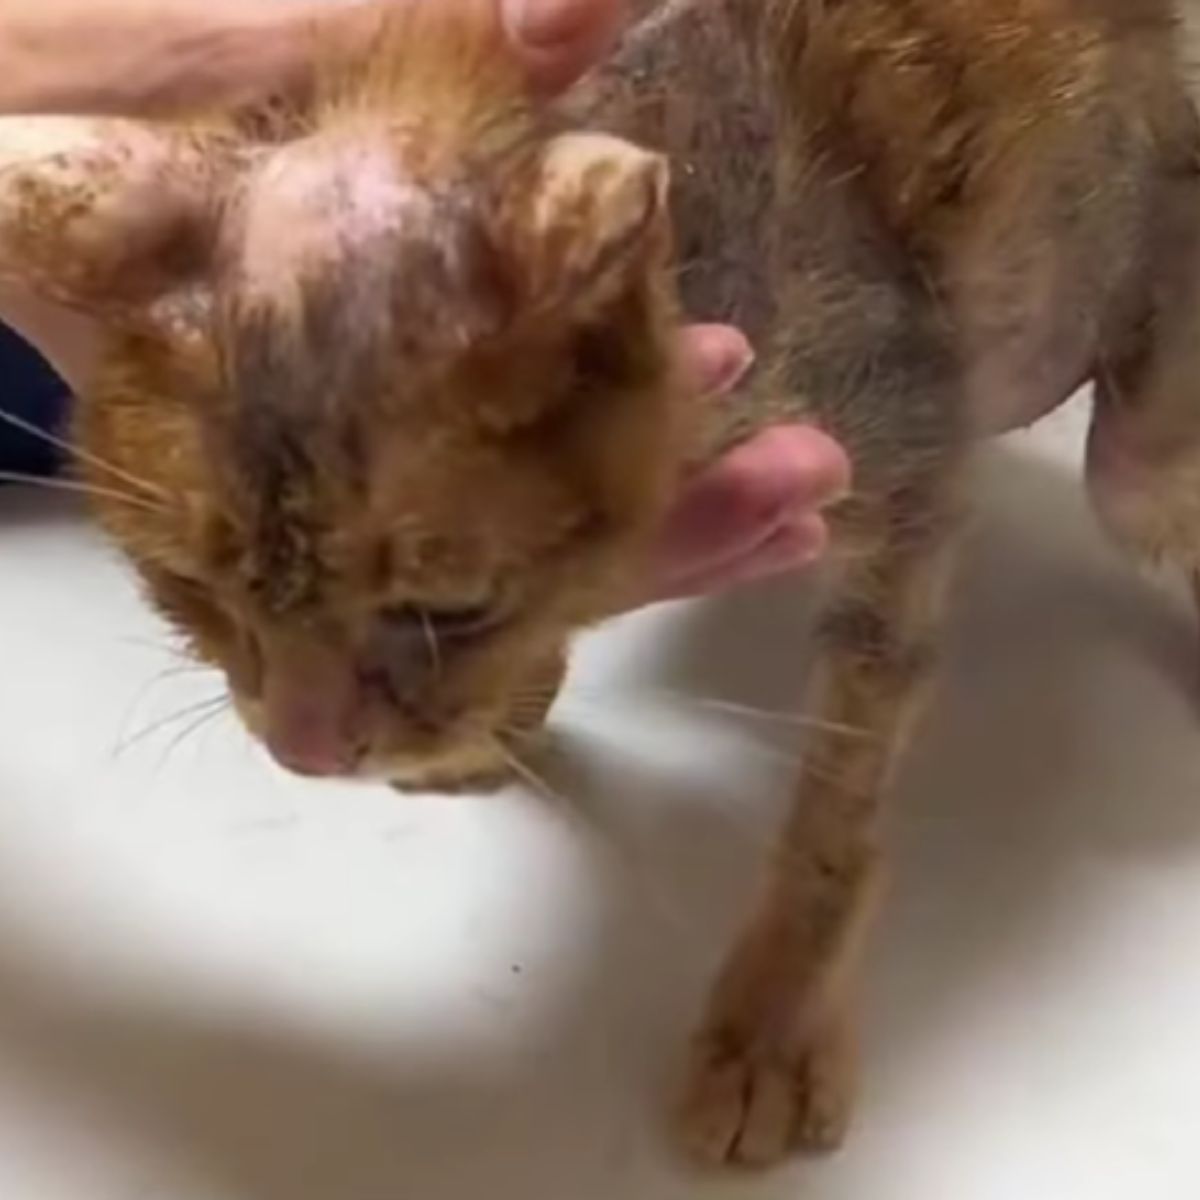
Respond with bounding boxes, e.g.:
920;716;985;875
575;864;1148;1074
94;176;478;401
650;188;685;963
584;0;1185;312
583;0;1195;450
764;0;1196;438
752;0;1178;241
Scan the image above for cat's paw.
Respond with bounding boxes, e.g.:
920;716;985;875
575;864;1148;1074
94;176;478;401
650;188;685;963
389;742;514;795
677;1020;853;1168
390;762;514;795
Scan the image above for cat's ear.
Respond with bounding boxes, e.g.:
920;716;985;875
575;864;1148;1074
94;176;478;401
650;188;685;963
518;132;669;312
0;120;221;317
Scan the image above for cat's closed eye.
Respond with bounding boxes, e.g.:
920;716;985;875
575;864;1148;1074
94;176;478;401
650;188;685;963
380;601;502;644
365;602;503;708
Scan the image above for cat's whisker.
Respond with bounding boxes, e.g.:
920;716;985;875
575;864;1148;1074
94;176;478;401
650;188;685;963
489;736;585;830
496;724;561;771
0;405;171;501
644;690;874;739
156;699;232;772
114;663;220;747
418;608;443;683
504;691;557;726
113;692;230;760
564;683;874;740
117;634;193;660
495;718;541;745
0;469;167;514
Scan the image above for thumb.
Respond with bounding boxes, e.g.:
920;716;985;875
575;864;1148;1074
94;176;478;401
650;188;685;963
501;0;627;92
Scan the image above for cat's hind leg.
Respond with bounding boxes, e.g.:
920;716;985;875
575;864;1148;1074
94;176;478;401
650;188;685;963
1086;297;1200;608
1083;164;1200;594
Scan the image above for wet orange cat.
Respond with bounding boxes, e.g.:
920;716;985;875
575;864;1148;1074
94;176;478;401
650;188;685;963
3;0;1200;1169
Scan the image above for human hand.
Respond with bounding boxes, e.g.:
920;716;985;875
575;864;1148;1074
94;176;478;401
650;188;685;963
637;324;850;606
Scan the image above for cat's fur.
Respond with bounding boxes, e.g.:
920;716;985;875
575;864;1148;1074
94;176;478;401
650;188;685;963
3;0;1200;1169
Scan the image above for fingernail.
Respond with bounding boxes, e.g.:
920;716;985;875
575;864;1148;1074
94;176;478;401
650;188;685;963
782;427;851;507
798;537;827;566
717;346;755;393
505;0;589;47
777;514;829;567
818;474;851;509
823;461;853;508
701;339;755;397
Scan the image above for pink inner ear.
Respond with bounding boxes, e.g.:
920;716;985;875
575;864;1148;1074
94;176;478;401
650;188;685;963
525;133;669;308
260;637;363;777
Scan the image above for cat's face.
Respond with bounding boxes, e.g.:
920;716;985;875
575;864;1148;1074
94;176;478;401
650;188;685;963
12;114;680;783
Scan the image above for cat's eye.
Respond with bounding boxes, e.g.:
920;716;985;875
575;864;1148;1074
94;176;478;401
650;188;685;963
381;602;500;642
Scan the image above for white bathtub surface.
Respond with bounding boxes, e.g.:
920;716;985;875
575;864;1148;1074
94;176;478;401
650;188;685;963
2;397;1199;1199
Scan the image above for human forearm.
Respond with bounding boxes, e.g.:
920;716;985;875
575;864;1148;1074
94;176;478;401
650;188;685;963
0;0;344;116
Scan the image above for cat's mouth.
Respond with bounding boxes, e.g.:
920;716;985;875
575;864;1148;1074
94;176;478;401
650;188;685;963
218;633;497;781
210;621;565;788
231;686;507;782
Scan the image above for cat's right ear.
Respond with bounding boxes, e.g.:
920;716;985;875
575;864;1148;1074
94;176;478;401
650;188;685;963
0;119;222;318
514;131;670;315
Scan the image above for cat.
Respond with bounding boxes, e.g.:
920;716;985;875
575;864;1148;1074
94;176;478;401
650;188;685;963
3;0;1200;1170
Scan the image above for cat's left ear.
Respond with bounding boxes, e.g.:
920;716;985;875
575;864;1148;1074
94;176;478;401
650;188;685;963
518;132;670;312
0;120;221;317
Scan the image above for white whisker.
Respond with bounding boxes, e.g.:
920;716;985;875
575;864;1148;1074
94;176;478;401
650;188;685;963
567;683;873;741
114;664;216;747
418;608;442;682
157;700;230;769
647;690;873;740
490;737;584;830
0;469;166;513
0;405;170;501
113;692;229;759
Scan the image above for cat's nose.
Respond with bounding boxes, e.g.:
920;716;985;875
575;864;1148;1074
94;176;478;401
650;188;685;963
259;635;363;778
262;687;363;777
264;721;358;778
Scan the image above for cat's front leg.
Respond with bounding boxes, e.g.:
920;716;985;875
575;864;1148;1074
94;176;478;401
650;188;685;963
679;497;958;1167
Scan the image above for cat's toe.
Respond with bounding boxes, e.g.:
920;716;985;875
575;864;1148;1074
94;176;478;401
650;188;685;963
389;744;516;795
390;762;514;795
677;1026;853;1168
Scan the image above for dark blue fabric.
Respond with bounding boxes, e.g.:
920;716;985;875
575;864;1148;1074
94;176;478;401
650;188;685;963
0;321;71;477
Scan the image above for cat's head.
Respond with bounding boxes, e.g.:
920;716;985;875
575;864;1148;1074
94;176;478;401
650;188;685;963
3;14;681;783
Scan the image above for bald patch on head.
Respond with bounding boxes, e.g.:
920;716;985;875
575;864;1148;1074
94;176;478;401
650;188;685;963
233;134;431;305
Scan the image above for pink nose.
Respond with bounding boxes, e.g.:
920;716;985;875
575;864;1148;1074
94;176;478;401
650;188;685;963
264;724;357;777
262;687;360;776
259;638;362;778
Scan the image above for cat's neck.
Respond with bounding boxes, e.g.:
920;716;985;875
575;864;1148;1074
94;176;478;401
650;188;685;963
562;0;779;341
